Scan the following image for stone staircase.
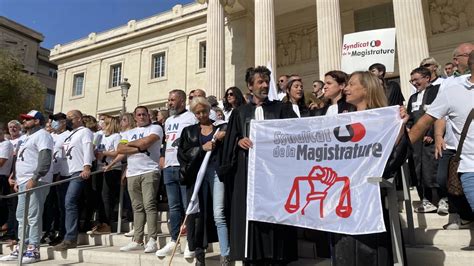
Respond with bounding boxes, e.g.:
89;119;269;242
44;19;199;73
2;189;473;265
402;189;474;266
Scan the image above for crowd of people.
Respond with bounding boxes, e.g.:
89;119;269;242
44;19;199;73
0;42;472;265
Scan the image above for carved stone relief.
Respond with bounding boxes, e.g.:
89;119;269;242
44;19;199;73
276;25;317;67
428;0;474;35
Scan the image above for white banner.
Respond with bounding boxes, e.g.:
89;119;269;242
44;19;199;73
247;106;402;235
341;28;396;73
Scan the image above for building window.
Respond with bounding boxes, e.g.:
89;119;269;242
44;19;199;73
354;4;395;32
199;41;206;69
152;52;166;79
44;89;55;112
48;68;57;78
110;63;122;88
72;73;84;96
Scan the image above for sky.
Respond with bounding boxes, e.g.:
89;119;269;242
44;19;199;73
1;0;194;49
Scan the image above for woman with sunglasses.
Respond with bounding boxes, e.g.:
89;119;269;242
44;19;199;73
419;57;445;86
223;87;246;121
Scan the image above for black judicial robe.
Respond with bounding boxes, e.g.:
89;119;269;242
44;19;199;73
218;99;298;263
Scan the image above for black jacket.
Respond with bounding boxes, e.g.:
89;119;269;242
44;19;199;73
177;121;227;186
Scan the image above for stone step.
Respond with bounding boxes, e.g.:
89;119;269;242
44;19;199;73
403;227;474;247
407;245;474;266
400;212;450;229
12;245;328;266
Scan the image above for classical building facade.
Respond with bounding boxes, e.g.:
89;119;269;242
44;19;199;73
50;0;474;116
0;16;58;113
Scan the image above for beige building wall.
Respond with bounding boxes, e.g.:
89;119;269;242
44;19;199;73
51;0;474;117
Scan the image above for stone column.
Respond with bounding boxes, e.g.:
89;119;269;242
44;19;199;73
254;0;276;72
316;0;342;79
393;0;429;98
205;0;225;99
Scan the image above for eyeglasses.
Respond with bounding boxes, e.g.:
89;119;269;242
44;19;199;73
422;63;433;68
227;92;234;97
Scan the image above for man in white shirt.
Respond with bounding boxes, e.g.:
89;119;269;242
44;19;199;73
117;106;163;253
47;113;70;245
53;110;94;251
156;89;197;257
409;51;474;228
0;110;53;264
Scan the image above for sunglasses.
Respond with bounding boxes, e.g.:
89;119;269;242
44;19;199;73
226;92;234;96
422;63;433;68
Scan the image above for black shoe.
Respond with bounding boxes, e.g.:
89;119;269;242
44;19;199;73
49;236;64;246
53;240;77;251
195;248;205;266
220;256;230;266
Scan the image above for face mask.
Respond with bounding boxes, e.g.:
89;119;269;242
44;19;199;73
66;119;73;129
51;120;61;130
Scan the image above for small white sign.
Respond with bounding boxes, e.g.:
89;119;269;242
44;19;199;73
341;28;396;73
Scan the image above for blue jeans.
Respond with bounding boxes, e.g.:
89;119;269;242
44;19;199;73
204;163;229;256
16;181;49;246
461;172;474;212
64;173;86;241
163;166;188;241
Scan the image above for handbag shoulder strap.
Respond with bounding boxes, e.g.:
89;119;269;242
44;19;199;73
454;108;474;161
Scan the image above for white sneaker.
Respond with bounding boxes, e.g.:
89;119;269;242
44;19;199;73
0;246;19;261
183;243;195;259
156;241;180;257
144;238;157;253
124;229;134;237
437;198;449;216
120;241;144;252
414;199;437;213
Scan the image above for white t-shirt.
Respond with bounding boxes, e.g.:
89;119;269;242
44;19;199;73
326;104;339;116
121;124;163;176
15;129;54;185
164;111;197;168
0;140;14;176
63;126;94;175
427;75;474;172
51;130;70;176
100;133;121;166
10;135;24;155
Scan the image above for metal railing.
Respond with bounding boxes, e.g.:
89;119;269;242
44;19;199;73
0;167;124;266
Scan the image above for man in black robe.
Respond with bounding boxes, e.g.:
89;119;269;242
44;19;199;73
218;66;298;265
369;63;405;106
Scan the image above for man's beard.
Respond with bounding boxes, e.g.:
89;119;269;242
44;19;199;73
169;108;177;116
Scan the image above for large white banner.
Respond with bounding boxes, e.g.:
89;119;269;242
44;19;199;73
247;106;402;235
341;28;396;73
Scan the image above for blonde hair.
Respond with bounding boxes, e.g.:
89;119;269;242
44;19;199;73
190;96;211;113
104;116;120;136
121;112;136;131
420;57;443;77
350;71;387;109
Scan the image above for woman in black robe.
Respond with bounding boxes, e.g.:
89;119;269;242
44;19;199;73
330;71;409;266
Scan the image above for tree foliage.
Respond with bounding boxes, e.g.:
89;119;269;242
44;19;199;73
0;50;46;123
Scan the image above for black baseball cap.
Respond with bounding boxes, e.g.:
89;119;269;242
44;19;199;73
49;112;67;121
